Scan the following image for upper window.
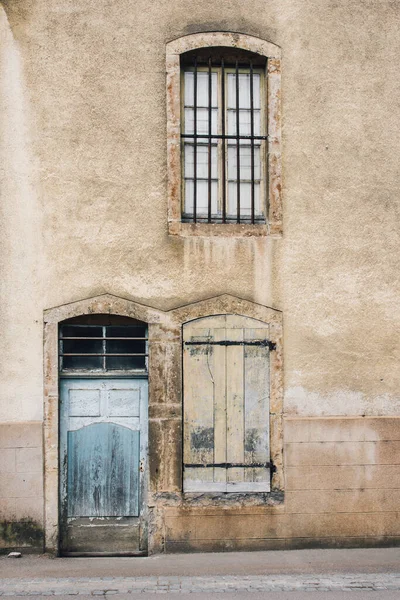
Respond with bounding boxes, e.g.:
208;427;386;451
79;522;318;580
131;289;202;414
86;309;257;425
166;33;282;237
181;49;266;224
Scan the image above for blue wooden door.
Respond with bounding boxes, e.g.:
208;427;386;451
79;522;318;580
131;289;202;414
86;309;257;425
60;378;148;554
67;423;139;517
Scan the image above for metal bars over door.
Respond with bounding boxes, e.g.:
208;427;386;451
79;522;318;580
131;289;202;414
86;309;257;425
182;52;267;224
183;315;271;493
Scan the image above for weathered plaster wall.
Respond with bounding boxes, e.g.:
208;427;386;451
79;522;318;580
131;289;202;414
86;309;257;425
164;417;400;552
1;0;399;552
0;5;43;423
1;0;399;423
0;423;44;552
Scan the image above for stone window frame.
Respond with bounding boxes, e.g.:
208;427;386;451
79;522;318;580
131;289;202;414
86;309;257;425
43;293;282;554
166;32;282;237
171;296;283;498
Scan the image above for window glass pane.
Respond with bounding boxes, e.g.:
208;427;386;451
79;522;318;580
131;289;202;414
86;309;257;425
106;339;146;355
185;108;217;135
227;109;261;137
184;71;194;105
252;73;261;109
227;145;261;181
62;355;103;370
196;71;217;107
184;143;194;178
227;109;235;136
227;73;260;109
197;72;208;106
227;181;237;216
106;356;146;370
242;146;261;181
62;339;103;354
61;325;102;338
195;144;209;179
184;179;218;215
238;182;261;215
227;182;262;217
106;326;146;338
184;71;217;108
227;146;261;181
184;179;194;213
195;180;216;214
184;144;218;180
227;145;236;180
184;107;194;135
197;108;211;135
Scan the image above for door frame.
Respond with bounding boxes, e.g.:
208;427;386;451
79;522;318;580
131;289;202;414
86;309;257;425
43;295;166;554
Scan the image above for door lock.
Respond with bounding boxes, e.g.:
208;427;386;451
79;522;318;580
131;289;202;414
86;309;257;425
139;460;144;472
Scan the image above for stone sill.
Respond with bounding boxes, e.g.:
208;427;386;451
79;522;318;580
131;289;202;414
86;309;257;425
168;221;277;237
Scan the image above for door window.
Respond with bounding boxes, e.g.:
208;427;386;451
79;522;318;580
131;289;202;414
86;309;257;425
59;318;148;373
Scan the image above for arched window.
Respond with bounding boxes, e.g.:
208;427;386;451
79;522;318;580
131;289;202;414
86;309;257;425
183;314;274;492
181;47;267;223
166;33;281;237
59;314;148;373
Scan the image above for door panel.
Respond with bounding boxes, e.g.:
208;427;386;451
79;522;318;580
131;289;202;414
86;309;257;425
67;423;140;517
60;378;148;555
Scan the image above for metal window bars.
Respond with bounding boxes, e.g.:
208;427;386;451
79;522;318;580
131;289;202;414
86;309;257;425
182;54;267;224
59;324;148;372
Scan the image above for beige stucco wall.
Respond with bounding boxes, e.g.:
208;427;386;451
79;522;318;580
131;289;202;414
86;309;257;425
0;0;399;551
1;0;399;422
164;417;400;551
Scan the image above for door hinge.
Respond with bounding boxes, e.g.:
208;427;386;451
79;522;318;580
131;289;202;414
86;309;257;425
184;340;276;350
183;462;273;469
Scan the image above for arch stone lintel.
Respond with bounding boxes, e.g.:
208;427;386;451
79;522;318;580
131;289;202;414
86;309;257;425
44;293;165;325
166;32;281;58
169;293;282;328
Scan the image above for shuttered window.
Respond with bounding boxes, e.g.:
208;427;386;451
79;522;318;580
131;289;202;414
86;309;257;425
183;315;273;493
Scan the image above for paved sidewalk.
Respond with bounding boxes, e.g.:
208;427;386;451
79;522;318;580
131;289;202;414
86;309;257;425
0;548;399;596
1;573;400;596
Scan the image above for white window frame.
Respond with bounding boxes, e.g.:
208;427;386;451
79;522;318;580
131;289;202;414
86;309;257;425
181;64;267;223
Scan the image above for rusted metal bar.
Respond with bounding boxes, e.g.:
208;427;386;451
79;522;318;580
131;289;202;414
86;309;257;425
184;462;273;469
221;58;226;223
182;133;267;140
184;339;276;350
250;61;255;224
61;353;149;357
102;325;107;369
60;337;148;340
208;57;212;222
193;57;198;222
235;60;241;223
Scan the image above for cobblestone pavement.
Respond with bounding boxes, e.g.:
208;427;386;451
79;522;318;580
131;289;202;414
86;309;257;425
0;573;400;596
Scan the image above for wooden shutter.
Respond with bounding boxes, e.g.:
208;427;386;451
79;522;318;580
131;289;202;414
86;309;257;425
183;315;271;492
